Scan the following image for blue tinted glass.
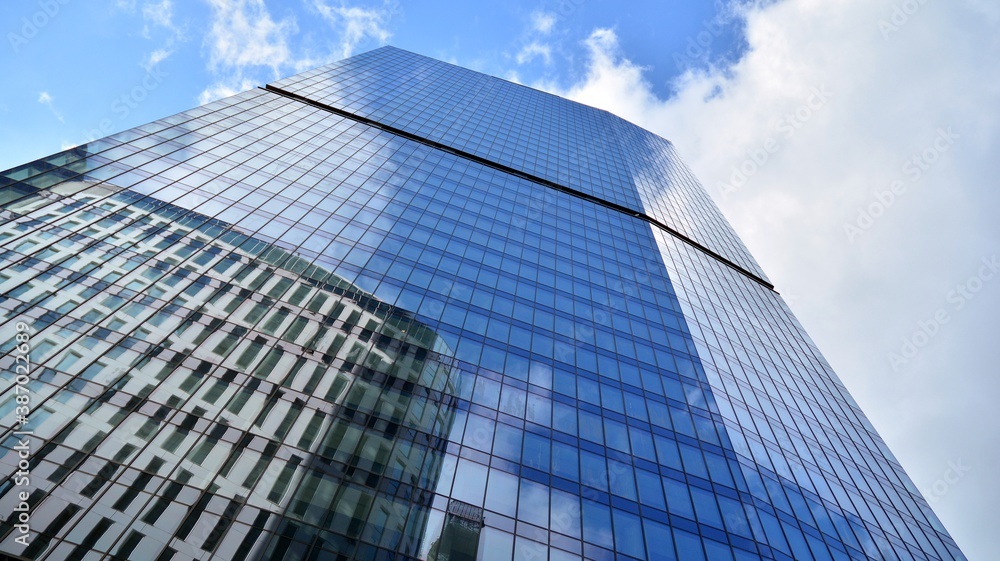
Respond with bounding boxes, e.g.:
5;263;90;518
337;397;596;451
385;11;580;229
0;45;965;561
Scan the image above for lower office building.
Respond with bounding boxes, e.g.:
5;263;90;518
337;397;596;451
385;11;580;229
0;47;965;560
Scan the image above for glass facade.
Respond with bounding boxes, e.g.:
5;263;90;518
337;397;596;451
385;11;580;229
0;46;964;561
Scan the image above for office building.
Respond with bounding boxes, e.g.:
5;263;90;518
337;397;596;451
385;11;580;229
0;46;965;560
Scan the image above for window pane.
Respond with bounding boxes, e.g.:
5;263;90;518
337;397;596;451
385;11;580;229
550;489;581;539
517;479;548;528
485;469;518;517
582;499;613;548
644;518;676;561
612;509;645;559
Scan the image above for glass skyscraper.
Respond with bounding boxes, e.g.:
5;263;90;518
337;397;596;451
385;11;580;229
0;46;965;560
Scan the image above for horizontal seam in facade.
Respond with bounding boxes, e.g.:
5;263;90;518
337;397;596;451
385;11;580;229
262;84;777;293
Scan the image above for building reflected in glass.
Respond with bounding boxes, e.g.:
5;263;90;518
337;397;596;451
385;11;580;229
0;47;965;560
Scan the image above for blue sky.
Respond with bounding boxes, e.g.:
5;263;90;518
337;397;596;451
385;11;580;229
2;1;998;559
0;0;747;171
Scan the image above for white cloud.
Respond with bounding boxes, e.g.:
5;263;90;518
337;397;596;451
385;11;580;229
38;91;64;123
311;1;393;59
204;0;296;74
541;1;1000;557
531;10;556;34
198;0;396;103
516;41;552;65
554;28;652;112
513;10;559;65
144;47;173;69
199;0;298;104
965;0;1000;23
197;78;256;105
116;0;184;67
142;0;176;32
